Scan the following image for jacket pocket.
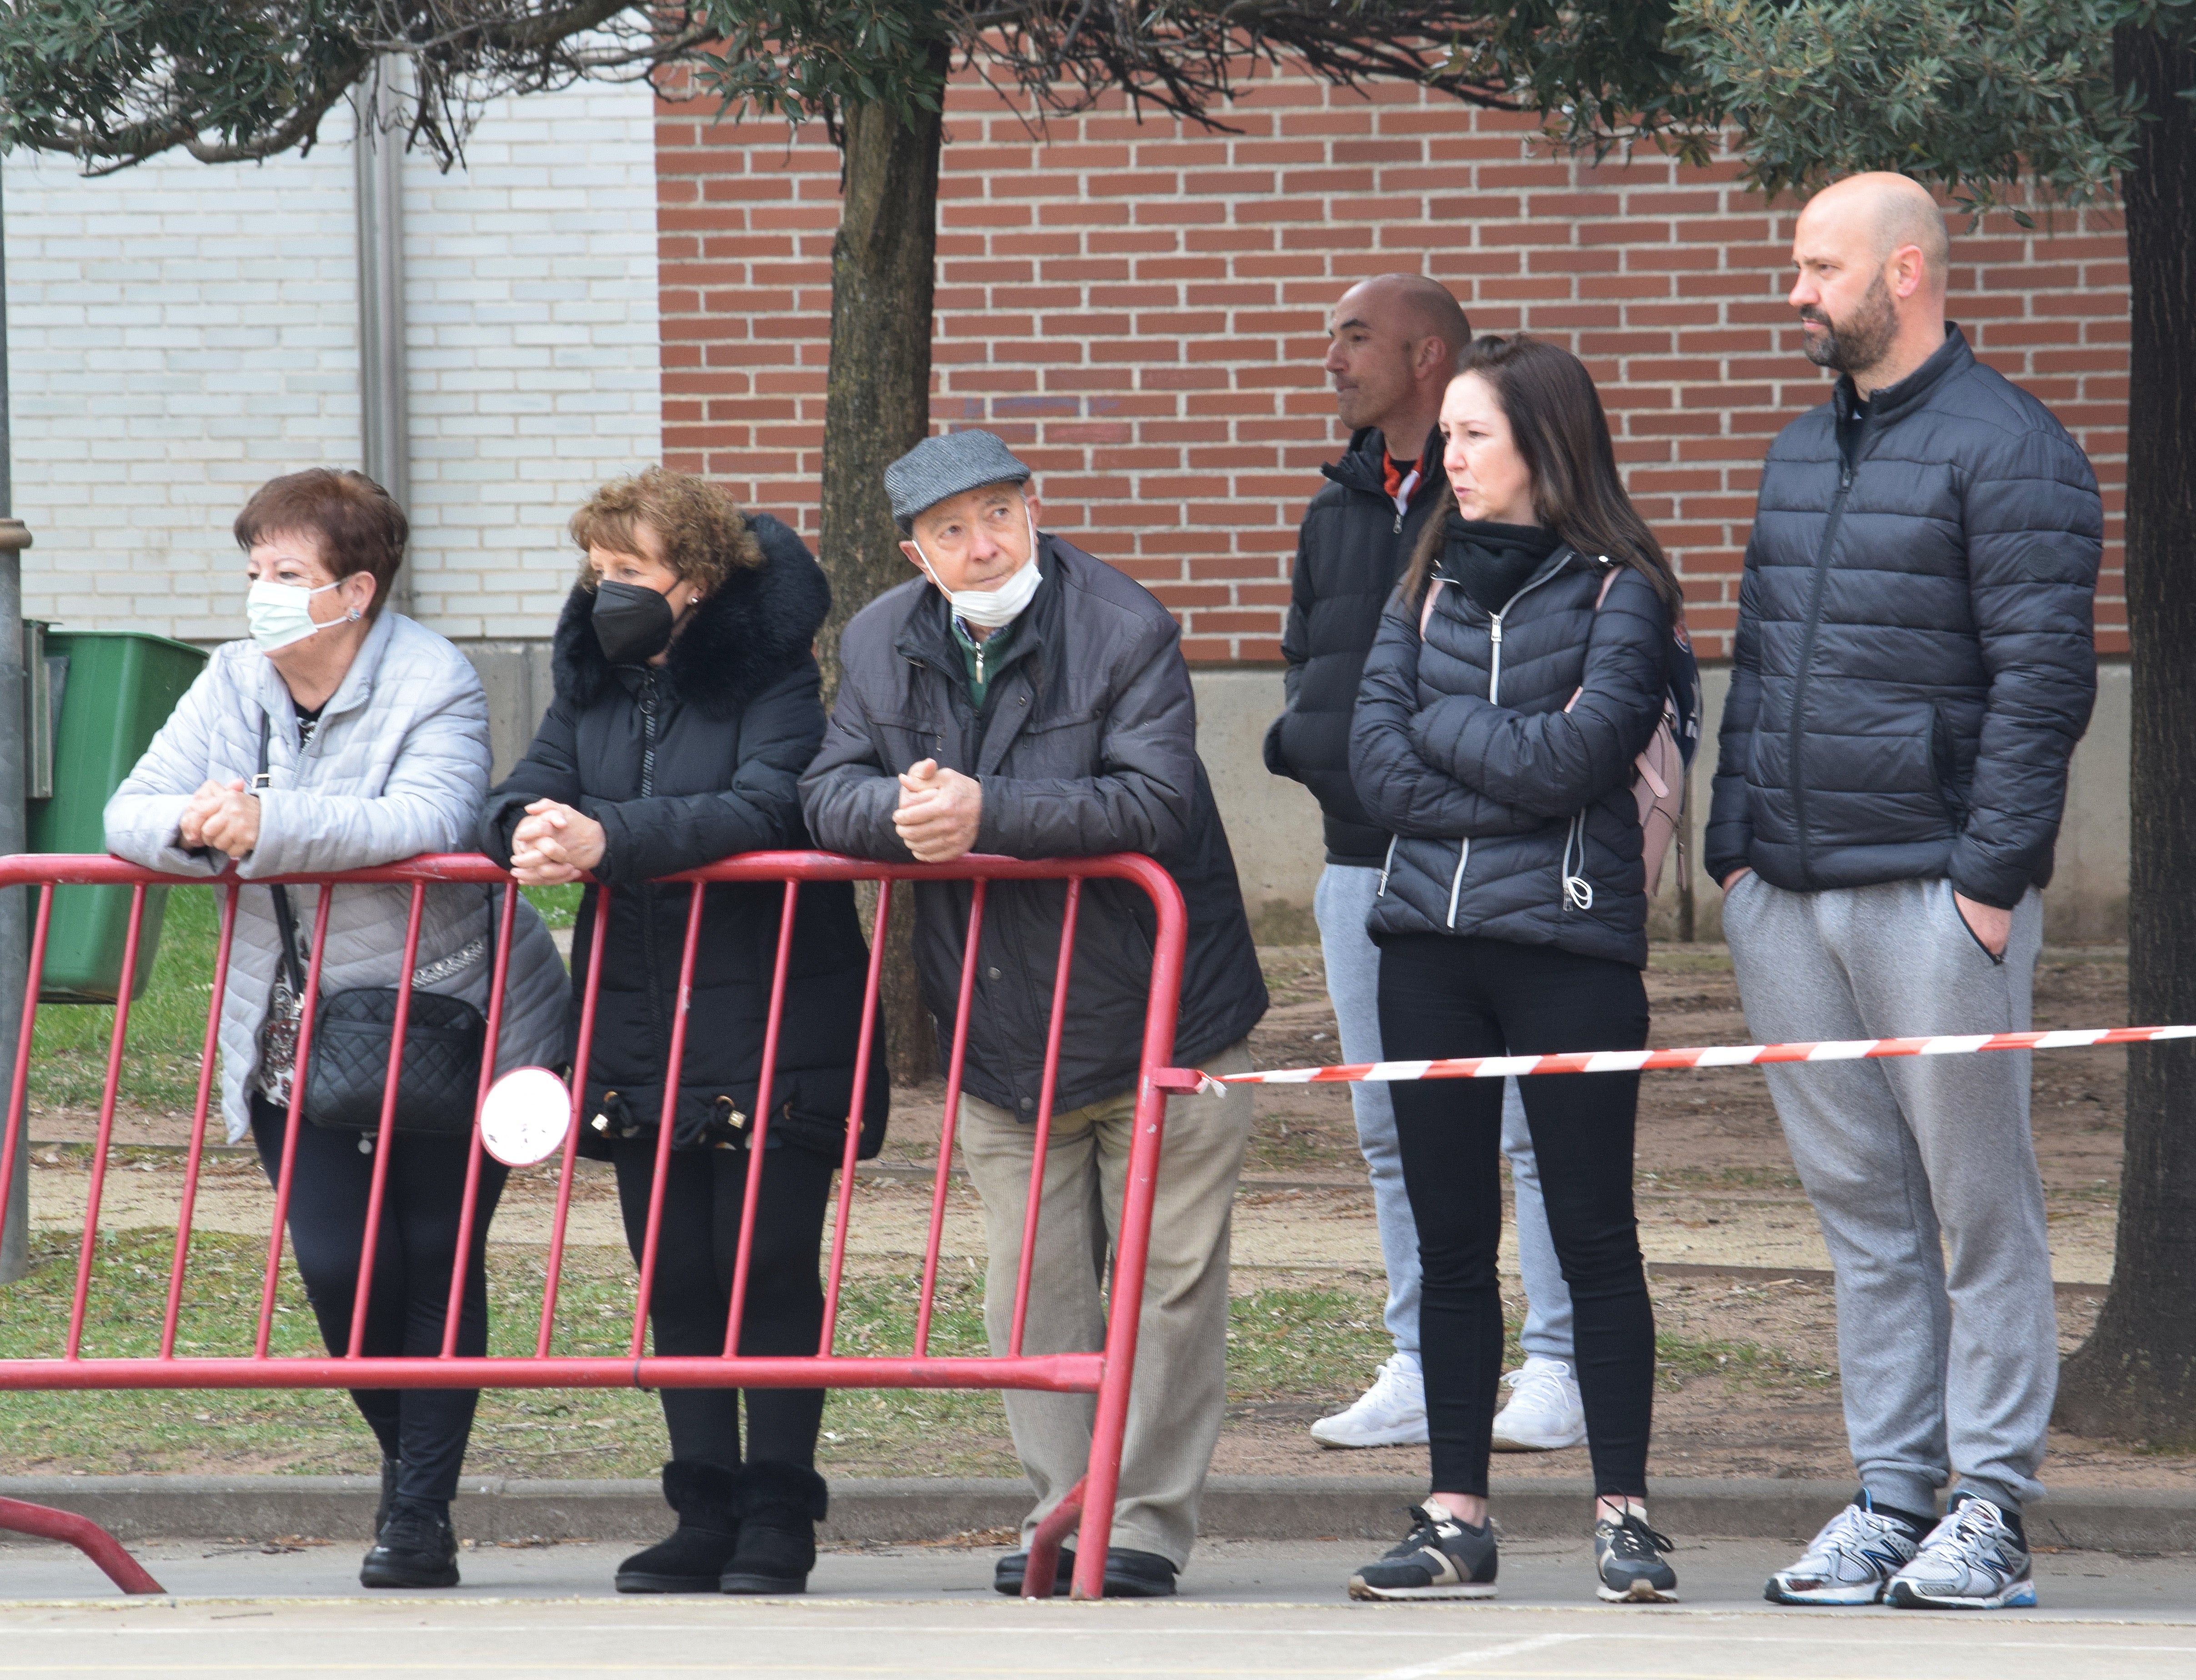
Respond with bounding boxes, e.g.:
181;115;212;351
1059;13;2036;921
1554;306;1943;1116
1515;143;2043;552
1930;704;1967;827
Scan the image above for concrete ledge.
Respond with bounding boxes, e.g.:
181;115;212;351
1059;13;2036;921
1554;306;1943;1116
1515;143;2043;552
1;1475;2188;1554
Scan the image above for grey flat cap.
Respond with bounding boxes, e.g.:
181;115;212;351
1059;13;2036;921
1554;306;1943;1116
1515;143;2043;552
885;430;1032;525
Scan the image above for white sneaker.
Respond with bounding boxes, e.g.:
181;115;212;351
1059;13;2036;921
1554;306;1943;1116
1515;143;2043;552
1489;1357;1586;1451
1310;1356;1428;1448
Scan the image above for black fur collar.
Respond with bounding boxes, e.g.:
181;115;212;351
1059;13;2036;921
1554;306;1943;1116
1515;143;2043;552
550;513;831;722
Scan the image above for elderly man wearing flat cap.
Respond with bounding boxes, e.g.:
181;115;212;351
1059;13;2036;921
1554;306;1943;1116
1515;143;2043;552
801;430;1267;1598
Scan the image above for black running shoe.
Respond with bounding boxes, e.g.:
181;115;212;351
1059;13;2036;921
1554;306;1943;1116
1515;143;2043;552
1348;1504;1498;1601
1594;1511;1678;1603
361;1496;460;1590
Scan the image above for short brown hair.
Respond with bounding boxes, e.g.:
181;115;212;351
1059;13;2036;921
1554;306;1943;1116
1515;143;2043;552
233;469;408;615
569;467;761;593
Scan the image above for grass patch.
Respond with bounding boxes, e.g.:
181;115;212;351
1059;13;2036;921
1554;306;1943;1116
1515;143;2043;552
520;884;582;931
0;1229;1411;1480
1654;1325;1834;1393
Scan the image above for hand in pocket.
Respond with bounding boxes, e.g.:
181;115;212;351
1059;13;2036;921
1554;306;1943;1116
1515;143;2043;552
1953;891;2010;960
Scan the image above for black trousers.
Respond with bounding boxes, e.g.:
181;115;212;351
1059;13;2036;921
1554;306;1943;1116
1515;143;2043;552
608;1136;837;1470
249;1096;507;1503
1376;934;1655;1499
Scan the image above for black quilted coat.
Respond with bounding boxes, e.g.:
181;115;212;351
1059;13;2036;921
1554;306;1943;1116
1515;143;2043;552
1704;328;2102;909
1350;532;1671;968
1263;426;1447;866
478;514;887;1158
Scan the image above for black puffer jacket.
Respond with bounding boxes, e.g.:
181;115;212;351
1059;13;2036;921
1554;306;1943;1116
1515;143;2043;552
801;535;1268;1116
478;514;887;1159
1263;426;1447;865
1351;529;1671;968
1705;328;2101;908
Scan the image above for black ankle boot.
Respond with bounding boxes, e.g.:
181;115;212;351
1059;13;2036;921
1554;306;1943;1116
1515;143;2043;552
361;1495;459;1589
374;1456;403;1540
617;1461;745;1593
721;1463;827;1595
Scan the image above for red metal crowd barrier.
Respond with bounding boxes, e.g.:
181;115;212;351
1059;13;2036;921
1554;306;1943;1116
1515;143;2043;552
0;850;1193;1602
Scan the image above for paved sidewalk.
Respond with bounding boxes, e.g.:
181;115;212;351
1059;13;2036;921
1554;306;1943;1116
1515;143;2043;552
0;1540;2190;1678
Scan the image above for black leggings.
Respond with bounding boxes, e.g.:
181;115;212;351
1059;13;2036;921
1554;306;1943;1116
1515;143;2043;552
249;1097;507;1504
608;1136;837;1470
1377;934;1655;1499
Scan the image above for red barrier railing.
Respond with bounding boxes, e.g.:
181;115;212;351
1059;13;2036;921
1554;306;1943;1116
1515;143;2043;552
0;850;1191;1602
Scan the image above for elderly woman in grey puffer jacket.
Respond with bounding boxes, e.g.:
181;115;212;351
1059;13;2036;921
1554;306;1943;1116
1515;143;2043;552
104;469;565;1592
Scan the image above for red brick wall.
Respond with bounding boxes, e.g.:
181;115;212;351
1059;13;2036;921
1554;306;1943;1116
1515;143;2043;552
656;72;2129;663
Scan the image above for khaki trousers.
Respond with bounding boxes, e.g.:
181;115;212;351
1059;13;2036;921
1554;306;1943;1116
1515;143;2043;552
957;1040;1253;1568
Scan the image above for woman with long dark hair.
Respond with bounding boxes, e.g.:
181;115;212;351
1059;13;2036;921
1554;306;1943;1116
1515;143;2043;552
1344;335;1689;1604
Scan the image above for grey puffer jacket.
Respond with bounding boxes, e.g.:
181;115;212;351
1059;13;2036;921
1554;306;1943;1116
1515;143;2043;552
1705;327;2101;907
801;535;1268;1116
104;612;567;1142
1350;538;1671;968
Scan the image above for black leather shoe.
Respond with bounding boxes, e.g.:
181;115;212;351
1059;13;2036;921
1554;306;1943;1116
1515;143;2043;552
993;1549;1074;1596
360;1496;459;1589
719;1463;826;1595
617;1462;743;1593
993;1547;1175;1597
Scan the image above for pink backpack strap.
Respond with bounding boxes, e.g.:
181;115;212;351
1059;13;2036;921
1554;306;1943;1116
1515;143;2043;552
1418;577;1445;639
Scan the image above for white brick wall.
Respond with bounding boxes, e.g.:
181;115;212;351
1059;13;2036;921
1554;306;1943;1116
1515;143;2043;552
3;77;661;641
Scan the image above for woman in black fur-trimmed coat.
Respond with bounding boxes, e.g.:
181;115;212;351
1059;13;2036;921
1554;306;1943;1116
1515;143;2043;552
478;469;887;1598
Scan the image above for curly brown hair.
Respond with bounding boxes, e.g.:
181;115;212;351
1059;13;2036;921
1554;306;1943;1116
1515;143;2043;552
569;467;762;594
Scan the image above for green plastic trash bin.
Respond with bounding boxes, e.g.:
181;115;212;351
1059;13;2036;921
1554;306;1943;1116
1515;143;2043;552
28;630;210;1004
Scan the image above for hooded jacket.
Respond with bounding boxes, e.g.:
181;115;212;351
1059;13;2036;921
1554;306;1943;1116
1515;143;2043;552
1351;531;1672;968
1263;425;1447;865
800;535;1268;1115
104;611;568;1142
1705;328;2101;906
478;513;887;1158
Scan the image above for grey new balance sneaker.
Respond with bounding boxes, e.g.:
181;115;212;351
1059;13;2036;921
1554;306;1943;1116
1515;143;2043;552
1347;1504;1498;1600
1884;1491;2036;1610
1765;1492;1925;1605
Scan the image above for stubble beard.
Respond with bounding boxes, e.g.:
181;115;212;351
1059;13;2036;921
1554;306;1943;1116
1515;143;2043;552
1801;273;1899;381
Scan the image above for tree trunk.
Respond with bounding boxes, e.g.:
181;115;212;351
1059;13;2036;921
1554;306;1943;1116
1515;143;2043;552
2055;24;2196;1447
816;60;948;1083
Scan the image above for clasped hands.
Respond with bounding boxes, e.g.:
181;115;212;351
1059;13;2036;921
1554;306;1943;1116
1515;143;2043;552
510;799;608;885
178;779;261;859
894;759;982;864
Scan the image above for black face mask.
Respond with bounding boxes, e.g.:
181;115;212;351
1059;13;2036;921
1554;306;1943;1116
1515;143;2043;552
591;580;677;665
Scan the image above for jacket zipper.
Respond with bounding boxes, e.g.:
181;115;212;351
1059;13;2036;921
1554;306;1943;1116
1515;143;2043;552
1787;459;1857;886
636;671;668;1065
1437;557;1572;927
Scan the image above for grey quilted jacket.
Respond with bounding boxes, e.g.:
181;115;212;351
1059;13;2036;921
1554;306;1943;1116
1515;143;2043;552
104;611;567;1142
1705;328;2101;906
1350;539;1672;968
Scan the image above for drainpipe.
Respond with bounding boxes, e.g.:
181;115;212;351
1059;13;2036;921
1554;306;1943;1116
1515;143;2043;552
354;61;410;612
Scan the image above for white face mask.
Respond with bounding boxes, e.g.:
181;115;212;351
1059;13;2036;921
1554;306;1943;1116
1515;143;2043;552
915;509;1043;630
246;578;347;653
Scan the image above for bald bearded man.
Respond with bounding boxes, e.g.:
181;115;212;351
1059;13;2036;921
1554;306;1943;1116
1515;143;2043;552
1707;173;2101;1611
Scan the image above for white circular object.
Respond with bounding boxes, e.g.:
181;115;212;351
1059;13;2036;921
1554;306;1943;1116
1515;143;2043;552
478;1066;574;1166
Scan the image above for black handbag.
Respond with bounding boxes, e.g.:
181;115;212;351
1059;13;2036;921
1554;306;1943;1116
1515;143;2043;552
257;714;490;1136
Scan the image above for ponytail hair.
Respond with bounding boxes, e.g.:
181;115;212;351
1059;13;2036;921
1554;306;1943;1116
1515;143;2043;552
1399;335;1686;621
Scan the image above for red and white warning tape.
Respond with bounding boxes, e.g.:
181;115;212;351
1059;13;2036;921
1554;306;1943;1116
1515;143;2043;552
1186;1025;2196;1095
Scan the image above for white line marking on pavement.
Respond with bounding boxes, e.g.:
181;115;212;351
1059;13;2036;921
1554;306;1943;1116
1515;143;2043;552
1363;1631;1586;1680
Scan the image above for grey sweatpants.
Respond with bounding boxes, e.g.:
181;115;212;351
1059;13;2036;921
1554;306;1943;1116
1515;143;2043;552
1721;873;2054;1515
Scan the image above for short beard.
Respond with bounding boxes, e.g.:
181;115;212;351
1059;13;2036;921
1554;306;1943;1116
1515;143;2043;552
1801;274;1899;379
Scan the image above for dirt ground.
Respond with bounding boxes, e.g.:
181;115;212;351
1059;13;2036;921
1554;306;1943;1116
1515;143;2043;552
21;942;2186;1490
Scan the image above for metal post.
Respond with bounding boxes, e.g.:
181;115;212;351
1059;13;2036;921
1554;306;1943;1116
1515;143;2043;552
353;60;410;611
0;169;34;1284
